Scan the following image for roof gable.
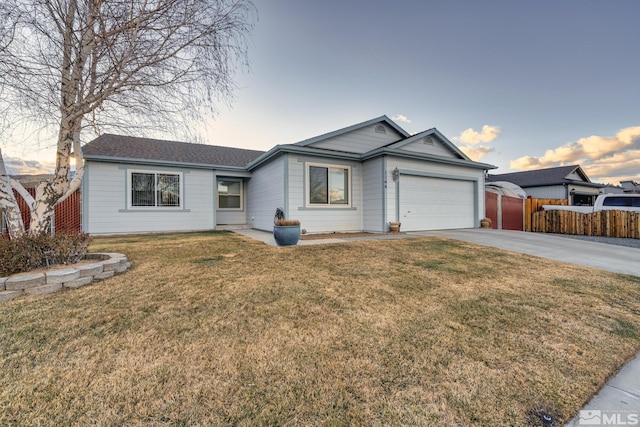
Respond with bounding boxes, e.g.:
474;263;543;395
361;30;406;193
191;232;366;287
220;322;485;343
292;115;409;154
385;128;470;161
83;134;265;168
487;165;598;187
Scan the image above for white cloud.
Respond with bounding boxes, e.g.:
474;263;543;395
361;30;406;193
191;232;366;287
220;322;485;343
453;124;500;162
459;145;494;162
511;126;640;170
510;126;640;184
392;114;411;124
458;125;501;144
581;150;640;184
3;156;55;175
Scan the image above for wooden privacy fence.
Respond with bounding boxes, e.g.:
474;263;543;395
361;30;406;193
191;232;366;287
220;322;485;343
524;197;567;231
2;188;81;236
531;209;640;239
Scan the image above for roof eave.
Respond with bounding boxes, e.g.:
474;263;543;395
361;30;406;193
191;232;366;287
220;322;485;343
84;154;250;174
362;148;497;170
520;181;604;188
247;145;362;170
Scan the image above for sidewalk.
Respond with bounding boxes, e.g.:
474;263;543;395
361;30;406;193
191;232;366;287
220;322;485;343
564;356;640;425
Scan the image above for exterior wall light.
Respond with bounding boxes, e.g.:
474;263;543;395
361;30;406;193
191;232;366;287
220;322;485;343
392;167;400;182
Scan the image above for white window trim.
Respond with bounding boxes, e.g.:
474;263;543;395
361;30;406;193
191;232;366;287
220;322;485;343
306;162;352;208
127;169;183;210
217;178;243;211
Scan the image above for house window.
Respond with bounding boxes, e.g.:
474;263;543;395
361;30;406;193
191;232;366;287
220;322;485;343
307;163;350;206
218;179;242;209
130;171;181;208
572;193;596;206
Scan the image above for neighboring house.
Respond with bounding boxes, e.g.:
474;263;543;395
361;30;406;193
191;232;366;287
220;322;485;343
82;115;496;235
602;184;625;194
621;180;640;194
487;165;603;206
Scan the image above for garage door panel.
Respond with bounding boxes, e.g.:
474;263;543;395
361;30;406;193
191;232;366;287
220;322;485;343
399;176;474;231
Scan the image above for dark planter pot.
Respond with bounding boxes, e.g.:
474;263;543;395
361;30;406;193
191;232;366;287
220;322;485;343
273;225;301;246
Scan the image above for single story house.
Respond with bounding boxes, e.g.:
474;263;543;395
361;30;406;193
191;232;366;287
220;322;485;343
82;115;496;235
487;165;603;206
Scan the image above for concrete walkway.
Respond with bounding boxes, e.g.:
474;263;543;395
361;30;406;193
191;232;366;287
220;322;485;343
232;228;420;247
232;227;640;425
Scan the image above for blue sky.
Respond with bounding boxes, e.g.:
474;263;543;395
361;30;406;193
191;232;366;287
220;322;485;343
5;0;640;184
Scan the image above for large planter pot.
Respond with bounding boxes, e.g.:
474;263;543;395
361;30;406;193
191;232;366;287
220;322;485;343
273;225;301;246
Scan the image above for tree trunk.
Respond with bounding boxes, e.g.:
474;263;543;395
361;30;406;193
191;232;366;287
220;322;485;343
28;119;80;236
0;149;26;239
28;184;56;236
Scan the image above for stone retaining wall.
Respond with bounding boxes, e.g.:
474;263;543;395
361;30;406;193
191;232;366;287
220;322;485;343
0;253;129;302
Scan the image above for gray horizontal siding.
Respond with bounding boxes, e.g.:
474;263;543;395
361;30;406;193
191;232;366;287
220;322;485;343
84;161;215;234
362;157;384;232
289;155;363;233
398;139;457;158
306;124;402;154
246;157;285;231
216;209;247;225
524;186;567;199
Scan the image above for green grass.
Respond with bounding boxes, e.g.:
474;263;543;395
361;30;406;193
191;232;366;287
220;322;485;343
1;231;639;426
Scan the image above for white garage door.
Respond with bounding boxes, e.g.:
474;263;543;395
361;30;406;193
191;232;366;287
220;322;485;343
399;176;475;231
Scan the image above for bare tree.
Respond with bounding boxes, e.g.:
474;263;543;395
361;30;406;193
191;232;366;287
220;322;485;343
0;0;255;237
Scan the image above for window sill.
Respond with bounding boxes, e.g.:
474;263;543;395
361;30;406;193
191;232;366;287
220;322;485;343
119;208;191;213
299;206;356;211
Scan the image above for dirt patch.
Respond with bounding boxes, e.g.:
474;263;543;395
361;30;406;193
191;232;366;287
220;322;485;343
300;232;405;240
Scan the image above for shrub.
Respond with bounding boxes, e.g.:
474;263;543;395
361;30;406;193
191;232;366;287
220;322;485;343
0;233;91;276
273;208;300;226
274;219;300;226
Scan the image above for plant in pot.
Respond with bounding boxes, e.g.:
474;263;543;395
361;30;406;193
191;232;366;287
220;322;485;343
273;208;301;246
480;217;492;228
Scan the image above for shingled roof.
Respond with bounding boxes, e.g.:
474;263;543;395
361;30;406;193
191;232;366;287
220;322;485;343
83;134;265;168
487;165;602;188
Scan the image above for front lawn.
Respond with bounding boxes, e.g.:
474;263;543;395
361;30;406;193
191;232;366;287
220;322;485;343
1;231;639;425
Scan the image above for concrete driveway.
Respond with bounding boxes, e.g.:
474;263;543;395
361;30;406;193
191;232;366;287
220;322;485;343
414;229;640;277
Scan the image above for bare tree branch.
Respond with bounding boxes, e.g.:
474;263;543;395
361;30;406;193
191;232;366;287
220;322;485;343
0;0;255;236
